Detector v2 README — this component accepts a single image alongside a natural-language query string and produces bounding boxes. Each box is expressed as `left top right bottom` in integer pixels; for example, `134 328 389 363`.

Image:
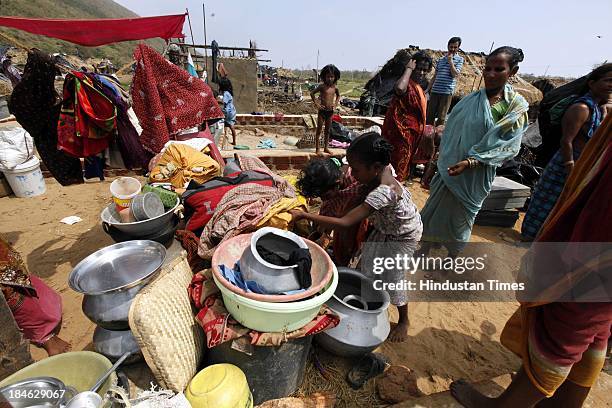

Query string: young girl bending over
297 157 369 266
291 132 422 342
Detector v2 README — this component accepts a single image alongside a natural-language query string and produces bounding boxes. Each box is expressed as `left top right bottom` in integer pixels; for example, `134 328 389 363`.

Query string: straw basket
129 252 204 392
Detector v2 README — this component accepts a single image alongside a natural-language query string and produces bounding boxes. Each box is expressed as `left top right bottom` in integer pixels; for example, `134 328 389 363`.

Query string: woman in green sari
420 47 529 255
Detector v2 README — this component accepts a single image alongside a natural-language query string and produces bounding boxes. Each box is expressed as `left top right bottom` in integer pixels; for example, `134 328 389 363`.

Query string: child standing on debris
218 78 237 145
311 64 341 155
291 133 422 342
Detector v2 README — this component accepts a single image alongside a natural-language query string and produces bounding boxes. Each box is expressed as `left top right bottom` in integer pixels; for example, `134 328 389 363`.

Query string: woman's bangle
563 160 574 166
466 157 479 168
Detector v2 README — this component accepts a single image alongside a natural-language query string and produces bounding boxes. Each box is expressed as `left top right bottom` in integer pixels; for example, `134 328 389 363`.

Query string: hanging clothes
211 40 220 83
131 43 224 154
0 55 21 87
8 50 83 186
57 71 117 158
91 74 151 169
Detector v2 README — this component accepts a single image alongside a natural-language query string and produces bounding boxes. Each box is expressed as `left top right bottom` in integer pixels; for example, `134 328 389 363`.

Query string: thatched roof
366 47 543 106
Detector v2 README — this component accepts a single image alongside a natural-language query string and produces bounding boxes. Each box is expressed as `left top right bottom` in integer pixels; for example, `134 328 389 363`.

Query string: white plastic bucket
110 177 141 211
2 156 46 198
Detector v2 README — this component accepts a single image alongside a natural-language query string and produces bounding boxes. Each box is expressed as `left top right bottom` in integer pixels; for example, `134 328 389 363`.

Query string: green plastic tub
0 351 117 406
212 265 338 332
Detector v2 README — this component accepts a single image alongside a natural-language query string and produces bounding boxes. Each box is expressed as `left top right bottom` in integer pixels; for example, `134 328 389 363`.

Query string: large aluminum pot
93 326 142 364
316 267 390 356
69 241 166 330
239 227 309 293
100 197 181 237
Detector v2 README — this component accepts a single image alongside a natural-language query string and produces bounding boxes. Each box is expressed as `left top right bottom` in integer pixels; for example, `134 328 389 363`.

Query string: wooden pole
170 42 268 52
203 3 208 80
185 9 197 70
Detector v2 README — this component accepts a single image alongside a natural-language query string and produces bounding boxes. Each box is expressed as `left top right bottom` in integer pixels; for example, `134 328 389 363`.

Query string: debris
256 392 336 408
283 136 300 146
257 138 277 149
60 216 82 225
376 365 424 403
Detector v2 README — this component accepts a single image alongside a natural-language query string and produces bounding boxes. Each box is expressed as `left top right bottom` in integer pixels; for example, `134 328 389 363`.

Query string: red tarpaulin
0 14 186 46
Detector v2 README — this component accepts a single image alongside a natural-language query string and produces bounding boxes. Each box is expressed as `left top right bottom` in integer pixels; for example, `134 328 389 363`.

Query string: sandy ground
1 176 610 406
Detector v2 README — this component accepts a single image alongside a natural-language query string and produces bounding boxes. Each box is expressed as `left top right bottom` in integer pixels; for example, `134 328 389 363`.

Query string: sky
116 0 611 78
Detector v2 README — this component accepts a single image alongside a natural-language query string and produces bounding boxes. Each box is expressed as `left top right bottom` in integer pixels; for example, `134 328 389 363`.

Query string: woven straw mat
128 251 204 392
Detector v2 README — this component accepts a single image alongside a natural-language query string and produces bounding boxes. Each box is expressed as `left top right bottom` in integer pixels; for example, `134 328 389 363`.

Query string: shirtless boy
311 64 341 154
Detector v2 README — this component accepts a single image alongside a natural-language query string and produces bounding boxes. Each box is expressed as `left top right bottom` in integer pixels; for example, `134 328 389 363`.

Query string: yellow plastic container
185 364 252 408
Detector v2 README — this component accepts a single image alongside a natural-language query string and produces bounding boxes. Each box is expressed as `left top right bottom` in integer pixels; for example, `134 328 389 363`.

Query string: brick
290 156 308 164
274 157 291 165
292 162 308 170
275 163 290 170
259 157 274 166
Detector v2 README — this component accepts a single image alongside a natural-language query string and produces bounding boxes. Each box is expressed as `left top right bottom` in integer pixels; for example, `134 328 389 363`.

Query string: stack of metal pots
69 241 166 363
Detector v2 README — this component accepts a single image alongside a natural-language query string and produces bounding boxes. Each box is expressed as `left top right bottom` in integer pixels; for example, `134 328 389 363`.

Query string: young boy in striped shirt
426 37 464 126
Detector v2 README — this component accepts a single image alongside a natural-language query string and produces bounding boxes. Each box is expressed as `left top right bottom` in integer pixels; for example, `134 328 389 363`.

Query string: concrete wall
201 57 258 114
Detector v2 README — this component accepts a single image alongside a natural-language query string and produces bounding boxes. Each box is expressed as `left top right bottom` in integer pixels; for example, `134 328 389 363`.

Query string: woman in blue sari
522 64 612 241
420 47 529 255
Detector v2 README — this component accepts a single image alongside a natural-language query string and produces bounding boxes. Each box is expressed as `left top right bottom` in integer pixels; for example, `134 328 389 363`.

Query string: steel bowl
0 377 75 408
101 197 180 237
93 327 143 365
130 192 164 221
69 241 166 329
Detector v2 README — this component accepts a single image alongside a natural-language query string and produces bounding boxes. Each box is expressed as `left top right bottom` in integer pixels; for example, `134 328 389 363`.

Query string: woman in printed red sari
451 114 612 408
1 236 70 356
381 51 432 181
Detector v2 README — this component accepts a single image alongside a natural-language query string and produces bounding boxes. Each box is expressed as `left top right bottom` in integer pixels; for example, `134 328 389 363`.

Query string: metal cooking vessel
0 377 75 408
239 227 309 293
100 197 180 237
69 241 166 329
93 326 142 365
316 267 390 356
